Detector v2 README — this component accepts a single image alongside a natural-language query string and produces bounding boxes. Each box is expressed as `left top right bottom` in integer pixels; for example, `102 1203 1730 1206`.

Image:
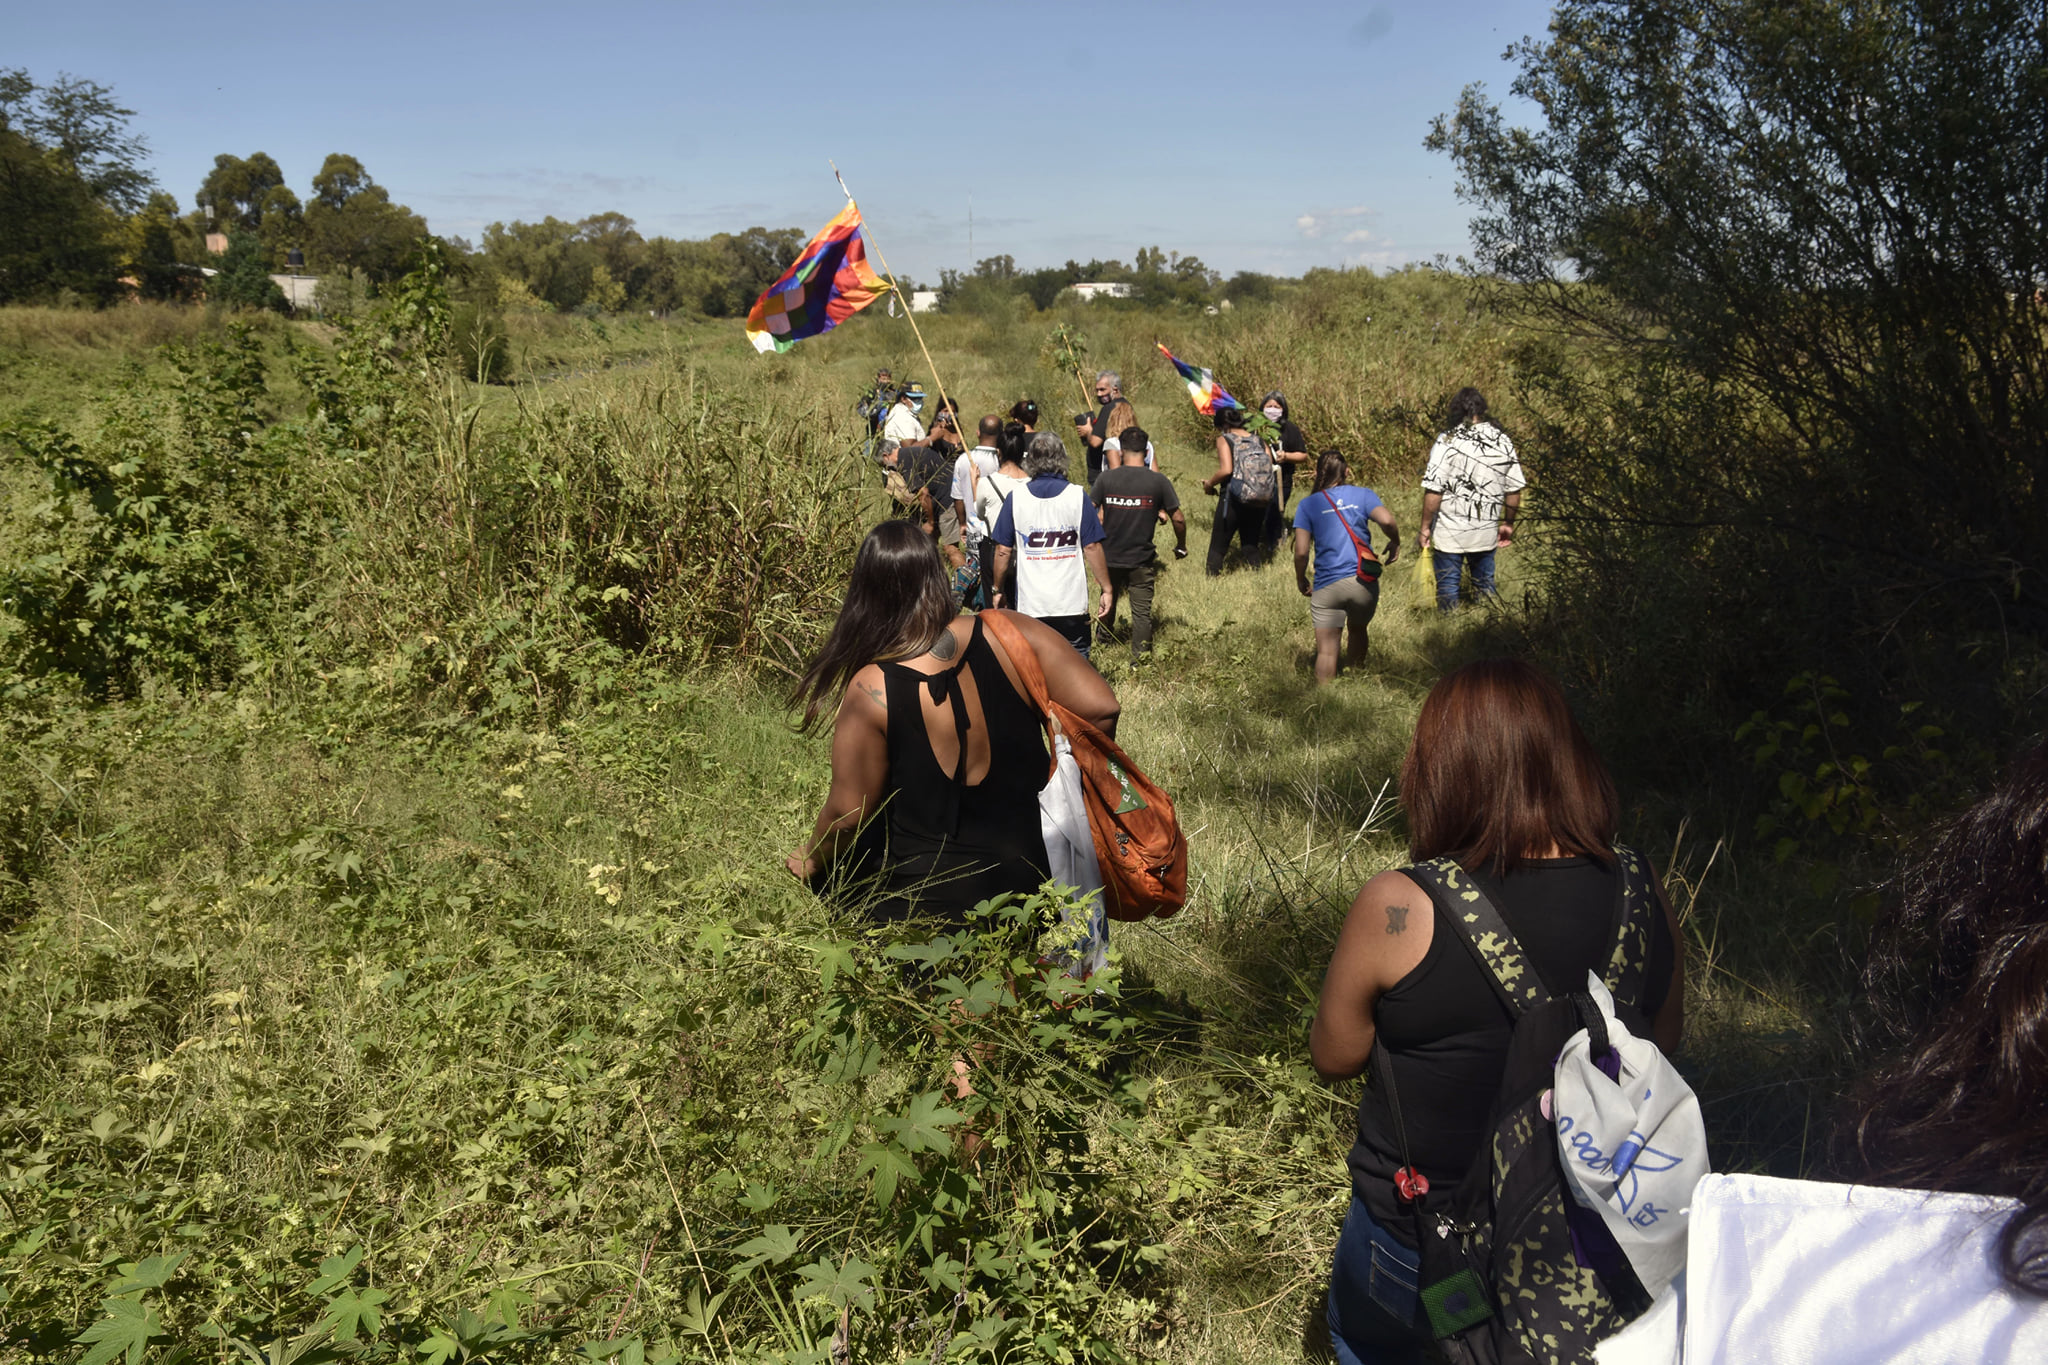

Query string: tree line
2 67 1285 321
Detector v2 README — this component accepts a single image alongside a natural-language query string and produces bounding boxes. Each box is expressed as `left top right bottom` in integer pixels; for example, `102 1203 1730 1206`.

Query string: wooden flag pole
832 163 964 444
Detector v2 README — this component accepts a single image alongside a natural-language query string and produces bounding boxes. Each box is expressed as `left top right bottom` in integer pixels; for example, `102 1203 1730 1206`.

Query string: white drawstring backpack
1552 972 1711 1300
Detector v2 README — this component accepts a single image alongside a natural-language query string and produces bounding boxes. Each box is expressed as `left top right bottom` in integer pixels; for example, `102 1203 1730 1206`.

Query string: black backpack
1373 850 1663 1365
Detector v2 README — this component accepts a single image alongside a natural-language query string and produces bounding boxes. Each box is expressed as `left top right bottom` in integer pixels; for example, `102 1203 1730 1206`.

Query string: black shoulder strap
1402 858 1551 1017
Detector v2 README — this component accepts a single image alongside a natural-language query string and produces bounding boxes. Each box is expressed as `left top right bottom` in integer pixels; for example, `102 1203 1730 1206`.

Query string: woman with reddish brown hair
1309 658 1684 1364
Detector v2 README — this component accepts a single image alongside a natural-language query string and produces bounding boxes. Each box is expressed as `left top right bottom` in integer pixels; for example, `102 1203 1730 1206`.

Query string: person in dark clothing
786 520 1121 928
1258 390 1310 554
1308 659 1685 1364
1089 426 1186 660
1073 370 1135 486
1201 406 1275 573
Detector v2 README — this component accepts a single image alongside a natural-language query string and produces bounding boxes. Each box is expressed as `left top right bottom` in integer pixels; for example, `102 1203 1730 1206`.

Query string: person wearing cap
883 384 928 445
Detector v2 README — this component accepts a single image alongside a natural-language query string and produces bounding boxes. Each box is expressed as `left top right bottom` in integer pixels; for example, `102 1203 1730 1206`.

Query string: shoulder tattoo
858 680 887 710
1385 903 1410 935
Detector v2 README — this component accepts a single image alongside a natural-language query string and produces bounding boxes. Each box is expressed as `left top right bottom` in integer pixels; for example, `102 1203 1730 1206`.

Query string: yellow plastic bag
1410 545 1435 610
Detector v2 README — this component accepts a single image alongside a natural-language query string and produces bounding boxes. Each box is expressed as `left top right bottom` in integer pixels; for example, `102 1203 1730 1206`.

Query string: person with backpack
1201 406 1276 574
1310 658 1685 1365
1293 450 1400 684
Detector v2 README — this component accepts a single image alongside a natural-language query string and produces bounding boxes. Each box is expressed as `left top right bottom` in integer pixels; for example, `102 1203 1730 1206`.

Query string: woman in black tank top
1307 660 1686 1363
787 521 1121 928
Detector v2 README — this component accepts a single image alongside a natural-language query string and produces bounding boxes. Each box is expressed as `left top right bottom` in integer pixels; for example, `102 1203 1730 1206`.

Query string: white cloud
1297 205 1379 240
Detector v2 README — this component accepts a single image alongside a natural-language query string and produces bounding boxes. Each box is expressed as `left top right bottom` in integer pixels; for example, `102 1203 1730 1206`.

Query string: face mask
1263 407 1283 421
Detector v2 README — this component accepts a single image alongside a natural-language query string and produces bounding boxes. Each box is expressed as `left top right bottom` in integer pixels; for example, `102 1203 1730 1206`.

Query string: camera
1074 413 1090 426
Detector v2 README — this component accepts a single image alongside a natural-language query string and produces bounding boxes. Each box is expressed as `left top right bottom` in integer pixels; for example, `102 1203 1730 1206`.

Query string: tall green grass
1 275 1861 1363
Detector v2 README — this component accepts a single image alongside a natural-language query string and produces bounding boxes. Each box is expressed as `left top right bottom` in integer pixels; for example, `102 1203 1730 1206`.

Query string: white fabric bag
1594 1173 2048 1365
1552 972 1710 1299
1036 732 1108 976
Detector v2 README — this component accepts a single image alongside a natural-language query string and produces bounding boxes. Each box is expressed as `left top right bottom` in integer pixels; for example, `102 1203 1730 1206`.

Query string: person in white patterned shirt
1419 387 1525 612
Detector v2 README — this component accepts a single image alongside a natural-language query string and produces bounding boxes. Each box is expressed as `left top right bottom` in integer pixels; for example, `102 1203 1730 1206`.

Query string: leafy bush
0 324 282 694
210 231 287 314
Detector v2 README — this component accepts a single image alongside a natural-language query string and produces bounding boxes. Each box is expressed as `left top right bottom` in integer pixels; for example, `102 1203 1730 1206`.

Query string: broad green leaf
418 1331 460 1365
677 1285 729 1339
324 1286 387 1342
792 1255 875 1311
854 1141 919 1207
881 1091 962 1154
809 937 856 990
731 1223 801 1277
305 1246 364 1297
6 1223 50 1259
74 1298 163 1365
106 1252 186 1297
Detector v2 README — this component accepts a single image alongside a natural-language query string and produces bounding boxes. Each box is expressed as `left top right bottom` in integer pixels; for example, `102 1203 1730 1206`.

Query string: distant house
1066 282 1131 302
910 289 940 313
271 275 320 311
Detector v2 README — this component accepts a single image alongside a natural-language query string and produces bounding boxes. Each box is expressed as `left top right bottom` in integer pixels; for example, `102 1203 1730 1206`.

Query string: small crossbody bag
1322 490 1383 580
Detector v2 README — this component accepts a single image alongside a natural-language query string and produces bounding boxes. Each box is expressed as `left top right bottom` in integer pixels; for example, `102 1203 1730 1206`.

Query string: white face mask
1263 406 1283 421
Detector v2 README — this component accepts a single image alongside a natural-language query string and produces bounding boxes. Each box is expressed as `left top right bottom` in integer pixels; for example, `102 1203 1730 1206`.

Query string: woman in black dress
786 519 1119 924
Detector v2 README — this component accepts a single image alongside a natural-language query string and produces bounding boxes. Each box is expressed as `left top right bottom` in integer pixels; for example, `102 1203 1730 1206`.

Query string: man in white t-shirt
1420 386 1525 612
991 433 1113 660
881 384 927 445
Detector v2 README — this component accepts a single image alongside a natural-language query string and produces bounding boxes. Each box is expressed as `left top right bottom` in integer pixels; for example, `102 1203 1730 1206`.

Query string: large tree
197 152 285 233
2 68 154 214
1426 0 2048 754
0 70 138 301
302 153 426 282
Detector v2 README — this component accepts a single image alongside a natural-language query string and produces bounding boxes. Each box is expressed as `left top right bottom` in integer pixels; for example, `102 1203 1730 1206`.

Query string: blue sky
10 0 1556 282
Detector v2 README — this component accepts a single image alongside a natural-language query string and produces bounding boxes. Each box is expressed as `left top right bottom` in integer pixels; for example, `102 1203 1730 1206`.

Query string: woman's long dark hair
1401 658 1618 871
1009 398 1040 427
1846 740 2048 1296
790 521 954 732
1311 449 1348 494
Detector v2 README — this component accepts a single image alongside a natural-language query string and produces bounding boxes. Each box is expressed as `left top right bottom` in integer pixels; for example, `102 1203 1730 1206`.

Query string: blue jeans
1327 1196 1429 1365
1432 547 1497 612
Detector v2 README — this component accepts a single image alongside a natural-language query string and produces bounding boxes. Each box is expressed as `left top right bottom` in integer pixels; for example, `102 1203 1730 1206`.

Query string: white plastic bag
1036 732 1108 976
1552 972 1709 1299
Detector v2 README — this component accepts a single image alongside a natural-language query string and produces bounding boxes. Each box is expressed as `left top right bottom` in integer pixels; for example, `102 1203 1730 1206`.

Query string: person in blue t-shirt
1292 450 1401 684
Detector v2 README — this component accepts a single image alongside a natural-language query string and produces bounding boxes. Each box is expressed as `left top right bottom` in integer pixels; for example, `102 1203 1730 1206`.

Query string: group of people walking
802 368 2046 1365
866 369 1529 680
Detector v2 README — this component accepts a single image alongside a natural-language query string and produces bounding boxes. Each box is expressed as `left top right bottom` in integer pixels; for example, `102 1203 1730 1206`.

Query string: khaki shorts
938 503 963 546
1310 577 1380 630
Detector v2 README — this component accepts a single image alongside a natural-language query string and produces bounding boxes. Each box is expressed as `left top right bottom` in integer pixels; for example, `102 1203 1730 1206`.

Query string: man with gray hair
991 434 1113 660
1074 369 1135 487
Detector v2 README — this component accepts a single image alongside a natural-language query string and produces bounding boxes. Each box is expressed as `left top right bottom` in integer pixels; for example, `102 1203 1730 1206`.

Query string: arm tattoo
1385 904 1410 935
929 630 959 662
859 682 886 710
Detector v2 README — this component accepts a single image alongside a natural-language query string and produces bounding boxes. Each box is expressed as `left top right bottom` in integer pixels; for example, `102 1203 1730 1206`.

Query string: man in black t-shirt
1089 427 1186 659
